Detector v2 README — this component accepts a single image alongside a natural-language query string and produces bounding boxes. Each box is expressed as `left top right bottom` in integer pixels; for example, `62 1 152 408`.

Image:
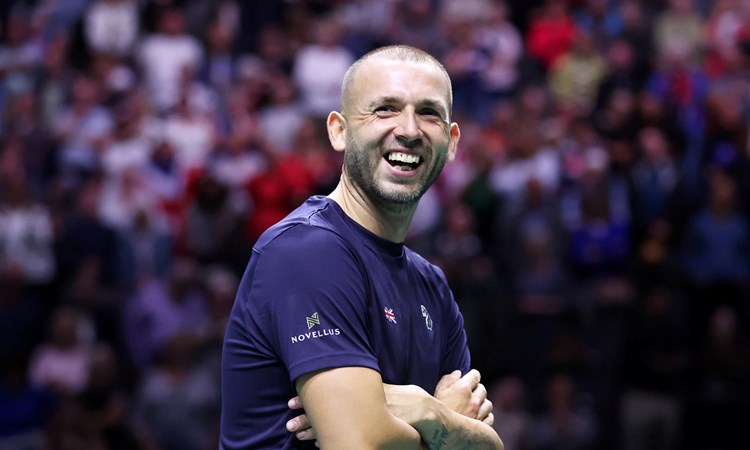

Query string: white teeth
387 152 421 164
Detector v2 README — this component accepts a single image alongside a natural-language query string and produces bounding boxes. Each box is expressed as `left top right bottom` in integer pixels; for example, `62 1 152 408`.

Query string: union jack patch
383 307 397 324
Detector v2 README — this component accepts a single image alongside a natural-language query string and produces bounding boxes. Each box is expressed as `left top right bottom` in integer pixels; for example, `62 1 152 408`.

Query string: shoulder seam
254 203 351 255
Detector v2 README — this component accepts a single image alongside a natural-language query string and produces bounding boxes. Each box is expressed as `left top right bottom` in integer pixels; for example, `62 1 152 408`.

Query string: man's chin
372 184 424 208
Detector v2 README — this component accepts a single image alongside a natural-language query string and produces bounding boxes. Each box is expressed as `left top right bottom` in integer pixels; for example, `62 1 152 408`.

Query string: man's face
340 59 459 210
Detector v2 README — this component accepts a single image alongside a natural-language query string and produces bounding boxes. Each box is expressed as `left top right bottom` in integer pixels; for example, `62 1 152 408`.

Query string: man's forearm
416 402 503 450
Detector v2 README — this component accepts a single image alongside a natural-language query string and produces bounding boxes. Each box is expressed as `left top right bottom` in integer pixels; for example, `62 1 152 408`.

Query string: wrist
412 396 448 437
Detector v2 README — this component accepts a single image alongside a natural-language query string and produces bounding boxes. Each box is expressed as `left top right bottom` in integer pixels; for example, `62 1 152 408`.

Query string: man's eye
421 109 440 117
375 105 397 114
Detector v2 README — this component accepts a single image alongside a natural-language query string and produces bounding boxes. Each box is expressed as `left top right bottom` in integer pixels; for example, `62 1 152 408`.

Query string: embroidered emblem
306 312 320 329
384 307 397 324
421 304 433 331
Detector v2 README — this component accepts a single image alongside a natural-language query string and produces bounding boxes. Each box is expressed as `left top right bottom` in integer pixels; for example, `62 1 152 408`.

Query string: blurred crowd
0 0 749 449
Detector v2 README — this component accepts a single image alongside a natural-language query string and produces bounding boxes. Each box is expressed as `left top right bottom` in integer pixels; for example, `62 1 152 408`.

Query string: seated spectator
630 127 680 239
292 15 353 118
388 0 447 57
28 306 93 396
594 38 640 114
52 75 113 188
703 0 746 78
257 75 306 156
245 118 330 243
442 19 489 122
139 140 190 237
647 44 709 136
680 169 750 339
529 374 597 450
549 30 608 118
2 93 57 200
62 258 127 353
131 333 220 450
199 16 237 95
123 257 207 369
208 138 267 211
99 95 153 182
162 76 219 172
621 286 688 450
0 15 42 108
690 306 750 449
653 0 704 66
618 0 654 85
55 180 119 286
84 0 139 57
573 0 624 44
136 5 203 113
77 342 140 450
680 169 750 285
475 1 523 114
489 377 531 450
526 0 578 71
0 176 56 285
563 151 631 280
183 174 246 268
490 125 561 220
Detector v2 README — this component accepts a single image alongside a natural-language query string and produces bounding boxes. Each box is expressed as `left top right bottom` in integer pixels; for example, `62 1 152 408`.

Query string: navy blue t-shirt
220 196 471 449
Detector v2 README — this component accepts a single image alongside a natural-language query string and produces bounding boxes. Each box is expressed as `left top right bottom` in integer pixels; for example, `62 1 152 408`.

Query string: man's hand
286 396 316 441
434 369 494 426
287 369 494 441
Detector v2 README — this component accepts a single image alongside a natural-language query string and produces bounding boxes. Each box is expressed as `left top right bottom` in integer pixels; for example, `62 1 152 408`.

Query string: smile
385 151 422 172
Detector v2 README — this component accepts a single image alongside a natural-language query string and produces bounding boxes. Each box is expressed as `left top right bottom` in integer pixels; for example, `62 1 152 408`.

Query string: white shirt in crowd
293 44 353 117
137 33 203 112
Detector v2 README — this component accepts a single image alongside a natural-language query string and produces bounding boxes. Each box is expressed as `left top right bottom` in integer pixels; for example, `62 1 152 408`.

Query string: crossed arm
286 367 503 450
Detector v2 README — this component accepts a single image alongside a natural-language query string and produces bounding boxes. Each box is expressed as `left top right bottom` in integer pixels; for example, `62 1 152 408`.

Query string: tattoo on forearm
426 426 449 450
425 426 498 450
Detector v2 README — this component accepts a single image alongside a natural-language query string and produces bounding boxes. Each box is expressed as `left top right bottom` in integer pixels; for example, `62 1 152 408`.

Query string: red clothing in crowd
526 13 578 70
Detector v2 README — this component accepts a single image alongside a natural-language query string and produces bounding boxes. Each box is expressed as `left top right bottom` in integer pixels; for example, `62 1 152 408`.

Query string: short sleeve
250 225 379 381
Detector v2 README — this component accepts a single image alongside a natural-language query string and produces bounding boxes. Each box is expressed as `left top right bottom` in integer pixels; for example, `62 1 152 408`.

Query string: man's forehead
356 57 444 82
351 58 450 104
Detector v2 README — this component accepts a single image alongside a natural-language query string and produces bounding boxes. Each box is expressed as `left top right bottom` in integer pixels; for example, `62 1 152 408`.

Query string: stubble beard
343 133 446 214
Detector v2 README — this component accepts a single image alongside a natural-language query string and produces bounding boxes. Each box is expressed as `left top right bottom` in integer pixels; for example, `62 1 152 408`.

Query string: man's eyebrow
418 99 448 116
368 96 401 108
368 97 448 115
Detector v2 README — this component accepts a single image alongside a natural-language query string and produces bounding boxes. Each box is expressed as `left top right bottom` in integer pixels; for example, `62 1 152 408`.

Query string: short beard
343 133 446 214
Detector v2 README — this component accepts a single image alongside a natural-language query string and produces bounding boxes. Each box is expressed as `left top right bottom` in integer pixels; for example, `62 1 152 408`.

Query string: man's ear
327 112 347 152
446 122 460 162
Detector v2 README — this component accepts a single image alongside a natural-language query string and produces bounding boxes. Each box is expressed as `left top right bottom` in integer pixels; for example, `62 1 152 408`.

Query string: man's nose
394 109 422 146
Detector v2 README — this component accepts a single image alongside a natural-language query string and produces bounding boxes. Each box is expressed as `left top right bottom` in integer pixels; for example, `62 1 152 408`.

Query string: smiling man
220 45 503 450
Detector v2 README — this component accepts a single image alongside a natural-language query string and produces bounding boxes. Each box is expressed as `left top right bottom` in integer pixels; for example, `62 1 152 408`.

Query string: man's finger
476 398 493 421
461 369 481 390
295 429 316 441
482 412 495 426
288 396 303 410
286 413 312 432
435 370 462 393
473 383 488 402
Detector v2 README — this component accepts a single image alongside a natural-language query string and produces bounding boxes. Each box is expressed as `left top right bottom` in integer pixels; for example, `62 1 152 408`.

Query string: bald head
341 45 453 117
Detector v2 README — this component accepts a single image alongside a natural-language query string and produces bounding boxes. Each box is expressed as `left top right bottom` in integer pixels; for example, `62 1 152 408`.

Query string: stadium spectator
136 5 203 113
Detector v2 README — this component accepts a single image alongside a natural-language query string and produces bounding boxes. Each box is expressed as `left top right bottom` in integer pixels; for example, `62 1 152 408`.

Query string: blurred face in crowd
160 9 186 36
607 39 635 72
669 0 693 14
72 76 98 105
51 308 80 350
329 57 459 211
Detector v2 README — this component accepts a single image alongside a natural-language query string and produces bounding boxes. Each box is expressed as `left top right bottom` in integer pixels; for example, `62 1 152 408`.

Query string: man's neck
328 178 415 243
